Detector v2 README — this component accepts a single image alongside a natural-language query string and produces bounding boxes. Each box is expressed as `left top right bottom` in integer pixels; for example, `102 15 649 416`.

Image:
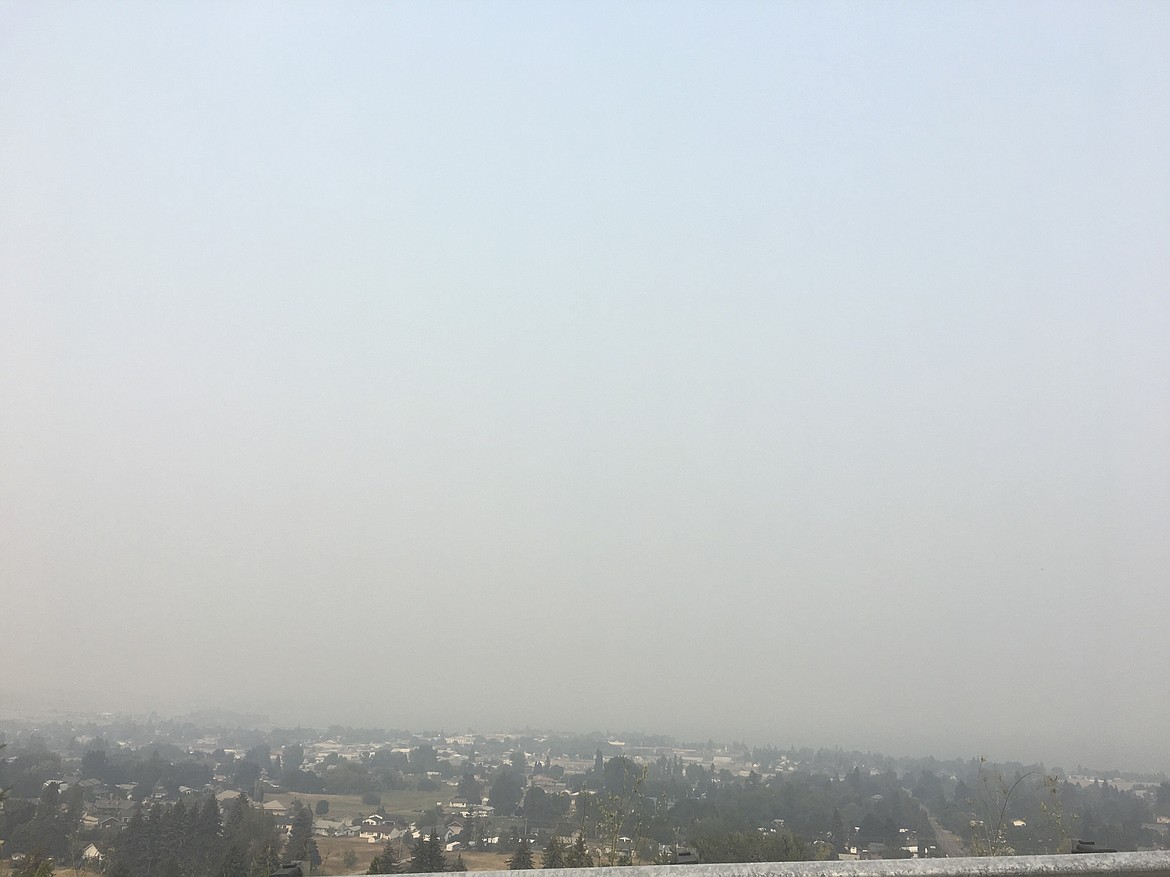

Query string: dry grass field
314 836 512 874
16 850 515 877
273 788 447 822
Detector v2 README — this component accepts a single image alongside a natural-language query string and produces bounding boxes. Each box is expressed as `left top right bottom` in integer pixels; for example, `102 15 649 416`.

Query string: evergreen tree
15 855 55 877
408 833 446 873
112 808 149 877
427 833 447 873
457 770 483 805
249 839 280 877
219 844 249 877
564 836 593 868
367 842 398 874
508 838 534 870
451 855 467 872
144 805 166 877
540 838 565 869
286 806 314 863
159 800 190 874
223 795 248 839
193 797 225 877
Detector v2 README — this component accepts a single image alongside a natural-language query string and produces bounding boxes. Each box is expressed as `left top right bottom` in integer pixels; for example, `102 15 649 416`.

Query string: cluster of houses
12 731 970 867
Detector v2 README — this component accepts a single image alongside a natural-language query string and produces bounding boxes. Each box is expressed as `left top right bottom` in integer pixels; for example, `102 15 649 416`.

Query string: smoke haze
2 3 1168 773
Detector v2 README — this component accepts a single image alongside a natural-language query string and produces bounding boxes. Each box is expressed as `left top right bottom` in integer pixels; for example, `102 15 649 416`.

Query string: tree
81 750 114 783
490 771 525 816
451 855 467 872
828 807 847 850
367 841 398 874
219 843 249 877
540 838 565 868
250 838 281 877
234 761 262 792
286 806 314 863
408 833 445 873
508 837 534 870
602 758 640 798
342 850 359 872
315 800 330 817
408 746 439 774
284 745 305 772
467 816 492 851
15 855 55 877
693 830 809 863
192 796 225 876
458 771 483 805
564 836 593 868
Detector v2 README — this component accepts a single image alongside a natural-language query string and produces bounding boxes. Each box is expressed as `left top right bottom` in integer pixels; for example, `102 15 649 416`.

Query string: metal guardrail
380 852 1170 877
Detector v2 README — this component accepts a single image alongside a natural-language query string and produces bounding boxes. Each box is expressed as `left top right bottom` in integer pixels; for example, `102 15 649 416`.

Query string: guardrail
383 851 1170 877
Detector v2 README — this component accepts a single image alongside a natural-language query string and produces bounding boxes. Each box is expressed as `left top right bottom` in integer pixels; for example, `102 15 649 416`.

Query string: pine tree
194 796 225 876
249 839 280 877
508 838 534 870
408 837 427 874
219 844 249 877
426 833 447 873
540 838 565 869
564 836 593 868
367 842 398 874
144 805 166 877
114 808 149 877
286 806 314 863
408 834 446 873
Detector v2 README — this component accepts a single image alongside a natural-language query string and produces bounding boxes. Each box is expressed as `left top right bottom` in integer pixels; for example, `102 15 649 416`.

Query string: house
314 819 360 838
360 825 405 844
82 844 106 865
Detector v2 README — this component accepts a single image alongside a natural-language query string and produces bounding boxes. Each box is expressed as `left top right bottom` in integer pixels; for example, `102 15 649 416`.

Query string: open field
315 835 380 874
27 845 513 877
267 788 449 822
314 837 511 874
447 850 512 871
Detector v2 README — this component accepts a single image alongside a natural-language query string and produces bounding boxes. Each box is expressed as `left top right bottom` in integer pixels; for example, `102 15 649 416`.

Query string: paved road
927 812 967 857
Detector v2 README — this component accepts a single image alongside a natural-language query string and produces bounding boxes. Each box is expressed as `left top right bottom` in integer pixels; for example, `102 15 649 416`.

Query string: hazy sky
2 2 1168 772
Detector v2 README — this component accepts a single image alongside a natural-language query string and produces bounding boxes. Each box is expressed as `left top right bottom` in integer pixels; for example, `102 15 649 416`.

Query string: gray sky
2 2 1168 772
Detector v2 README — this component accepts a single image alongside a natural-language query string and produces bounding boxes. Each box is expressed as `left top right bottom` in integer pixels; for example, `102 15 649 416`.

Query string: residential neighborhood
2 714 1167 877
